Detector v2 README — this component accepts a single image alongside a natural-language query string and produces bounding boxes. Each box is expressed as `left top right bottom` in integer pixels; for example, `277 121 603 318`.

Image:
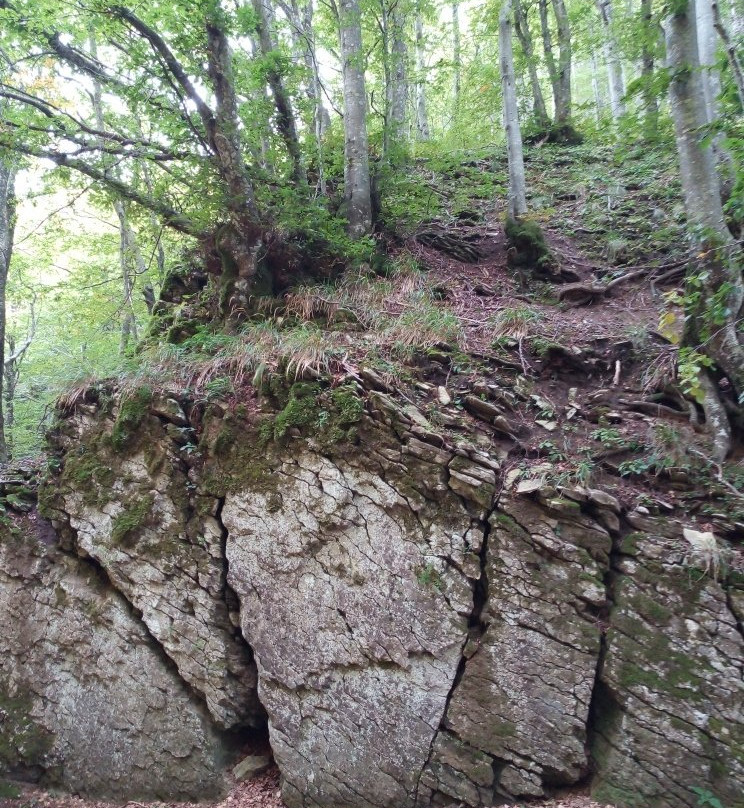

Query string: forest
0 0 741 467
1 2 744 807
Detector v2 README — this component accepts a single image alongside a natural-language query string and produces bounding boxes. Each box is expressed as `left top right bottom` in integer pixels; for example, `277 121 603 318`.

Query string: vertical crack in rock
0 520 234 800
722 572 744 644
584 524 624 790
413 496 496 807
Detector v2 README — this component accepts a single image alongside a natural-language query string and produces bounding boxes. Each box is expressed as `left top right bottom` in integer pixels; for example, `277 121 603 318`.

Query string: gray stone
0 524 228 801
233 754 272 781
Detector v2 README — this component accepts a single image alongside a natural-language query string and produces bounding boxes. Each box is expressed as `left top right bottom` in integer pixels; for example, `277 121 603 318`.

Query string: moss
505 216 554 271
620 532 644 556
50 435 116 509
0 781 21 799
0 682 54 771
111 385 154 452
274 383 322 440
213 424 236 457
111 495 154 547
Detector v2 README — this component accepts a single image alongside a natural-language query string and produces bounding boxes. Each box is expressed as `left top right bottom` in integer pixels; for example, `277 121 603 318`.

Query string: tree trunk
204 15 264 289
0 160 15 463
552 0 573 124
513 0 551 129
695 0 722 124
596 0 626 120
500 0 528 219
387 3 409 157
663 0 744 458
591 48 606 120
640 0 659 140
284 0 331 193
538 0 560 121
712 0 744 106
452 1 462 119
251 0 306 187
113 199 142 353
414 2 430 140
339 0 372 237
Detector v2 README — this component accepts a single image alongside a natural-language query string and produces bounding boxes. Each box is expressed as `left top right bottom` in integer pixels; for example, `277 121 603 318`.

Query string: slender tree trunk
538 0 560 121
90 36 140 349
286 0 331 194
387 3 409 157
252 0 306 187
513 0 551 129
552 0 573 124
712 0 744 106
591 49 606 120
596 0 626 120
663 0 744 458
500 0 528 219
339 0 372 237
696 0 722 123
640 0 659 139
0 160 15 463
113 199 143 353
414 2 430 140
452 1 462 119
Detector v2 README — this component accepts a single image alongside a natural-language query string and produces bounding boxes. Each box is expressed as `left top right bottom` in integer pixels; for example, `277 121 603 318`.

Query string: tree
663 0 744 459
414 0 430 139
538 0 573 129
500 0 527 219
0 157 15 462
595 0 626 121
0 0 288 302
337 0 373 237
513 0 551 131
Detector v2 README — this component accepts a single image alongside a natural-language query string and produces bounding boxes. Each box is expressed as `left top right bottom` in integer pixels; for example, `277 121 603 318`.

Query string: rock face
3 383 741 808
223 451 475 808
0 520 229 800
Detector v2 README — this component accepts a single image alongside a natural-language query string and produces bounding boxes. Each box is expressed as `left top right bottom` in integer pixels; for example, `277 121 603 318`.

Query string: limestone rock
223 452 479 808
0 521 228 800
53 413 261 730
424 498 611 802
233 754 272 781
591 533 744 808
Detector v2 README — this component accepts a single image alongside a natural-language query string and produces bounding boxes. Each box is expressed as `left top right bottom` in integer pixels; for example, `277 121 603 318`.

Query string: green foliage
0 781 21 799
677 347 715 405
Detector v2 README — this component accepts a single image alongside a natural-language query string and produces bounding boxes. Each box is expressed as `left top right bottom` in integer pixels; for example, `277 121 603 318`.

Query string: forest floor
5 770 613 808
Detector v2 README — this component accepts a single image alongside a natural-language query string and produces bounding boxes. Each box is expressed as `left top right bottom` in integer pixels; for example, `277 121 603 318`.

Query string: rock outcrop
1 381 741 807
0 518 229 800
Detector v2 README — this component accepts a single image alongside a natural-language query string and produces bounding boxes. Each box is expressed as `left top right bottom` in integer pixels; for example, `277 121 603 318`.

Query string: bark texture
663 0 744 455
499 0 528 219
339 0 373 237
0 161 14 462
